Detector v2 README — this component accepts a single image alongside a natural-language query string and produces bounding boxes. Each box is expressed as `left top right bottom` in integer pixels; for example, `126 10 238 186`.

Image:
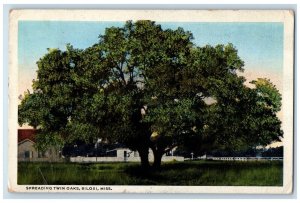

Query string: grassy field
18 160 283 186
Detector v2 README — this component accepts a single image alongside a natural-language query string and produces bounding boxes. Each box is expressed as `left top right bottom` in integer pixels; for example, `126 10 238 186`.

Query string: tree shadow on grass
123 160 283 186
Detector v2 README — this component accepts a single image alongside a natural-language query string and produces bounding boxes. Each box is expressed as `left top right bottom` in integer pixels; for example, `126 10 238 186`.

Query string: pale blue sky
18 21 283 94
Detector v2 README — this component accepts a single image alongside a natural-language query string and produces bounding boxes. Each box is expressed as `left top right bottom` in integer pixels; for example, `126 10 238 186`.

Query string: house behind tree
18 129 61 162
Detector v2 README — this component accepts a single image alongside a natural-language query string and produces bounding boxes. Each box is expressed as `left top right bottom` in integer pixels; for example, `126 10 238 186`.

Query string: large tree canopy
18 20 283 168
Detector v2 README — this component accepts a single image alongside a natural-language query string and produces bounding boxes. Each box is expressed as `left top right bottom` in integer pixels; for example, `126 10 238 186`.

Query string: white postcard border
8 9 294 194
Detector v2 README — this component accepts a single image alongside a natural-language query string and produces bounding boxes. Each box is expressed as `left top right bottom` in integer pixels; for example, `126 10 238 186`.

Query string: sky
18 21 284 96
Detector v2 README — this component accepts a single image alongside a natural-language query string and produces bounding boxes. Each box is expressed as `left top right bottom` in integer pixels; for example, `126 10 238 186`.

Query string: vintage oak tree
18 21 283 168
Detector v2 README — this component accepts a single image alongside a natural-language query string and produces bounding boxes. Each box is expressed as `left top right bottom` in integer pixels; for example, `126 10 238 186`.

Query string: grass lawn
18 160 283 186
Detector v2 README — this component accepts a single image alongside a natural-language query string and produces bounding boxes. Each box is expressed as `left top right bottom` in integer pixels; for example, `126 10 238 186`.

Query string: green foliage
18 20 283 165
18 91 48 129
204 79 283 150
250 78 282 112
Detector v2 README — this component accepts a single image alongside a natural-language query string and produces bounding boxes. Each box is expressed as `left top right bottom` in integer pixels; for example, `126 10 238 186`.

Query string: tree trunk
152 149 163 169
137 148 150 169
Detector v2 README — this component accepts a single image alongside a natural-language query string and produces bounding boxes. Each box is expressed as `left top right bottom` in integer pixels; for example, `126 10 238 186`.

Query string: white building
70 148 184 163
18 129 61 162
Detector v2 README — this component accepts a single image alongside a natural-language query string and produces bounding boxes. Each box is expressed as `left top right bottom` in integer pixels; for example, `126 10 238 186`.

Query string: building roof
18 129 36 143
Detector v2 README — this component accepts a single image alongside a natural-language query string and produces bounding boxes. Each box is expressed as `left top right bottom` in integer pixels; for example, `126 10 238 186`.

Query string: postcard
8 10 294 193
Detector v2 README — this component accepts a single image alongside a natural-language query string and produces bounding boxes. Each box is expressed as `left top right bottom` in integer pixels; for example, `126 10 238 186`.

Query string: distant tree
262 146 283 157
18 20 283 169
246 78 283 146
